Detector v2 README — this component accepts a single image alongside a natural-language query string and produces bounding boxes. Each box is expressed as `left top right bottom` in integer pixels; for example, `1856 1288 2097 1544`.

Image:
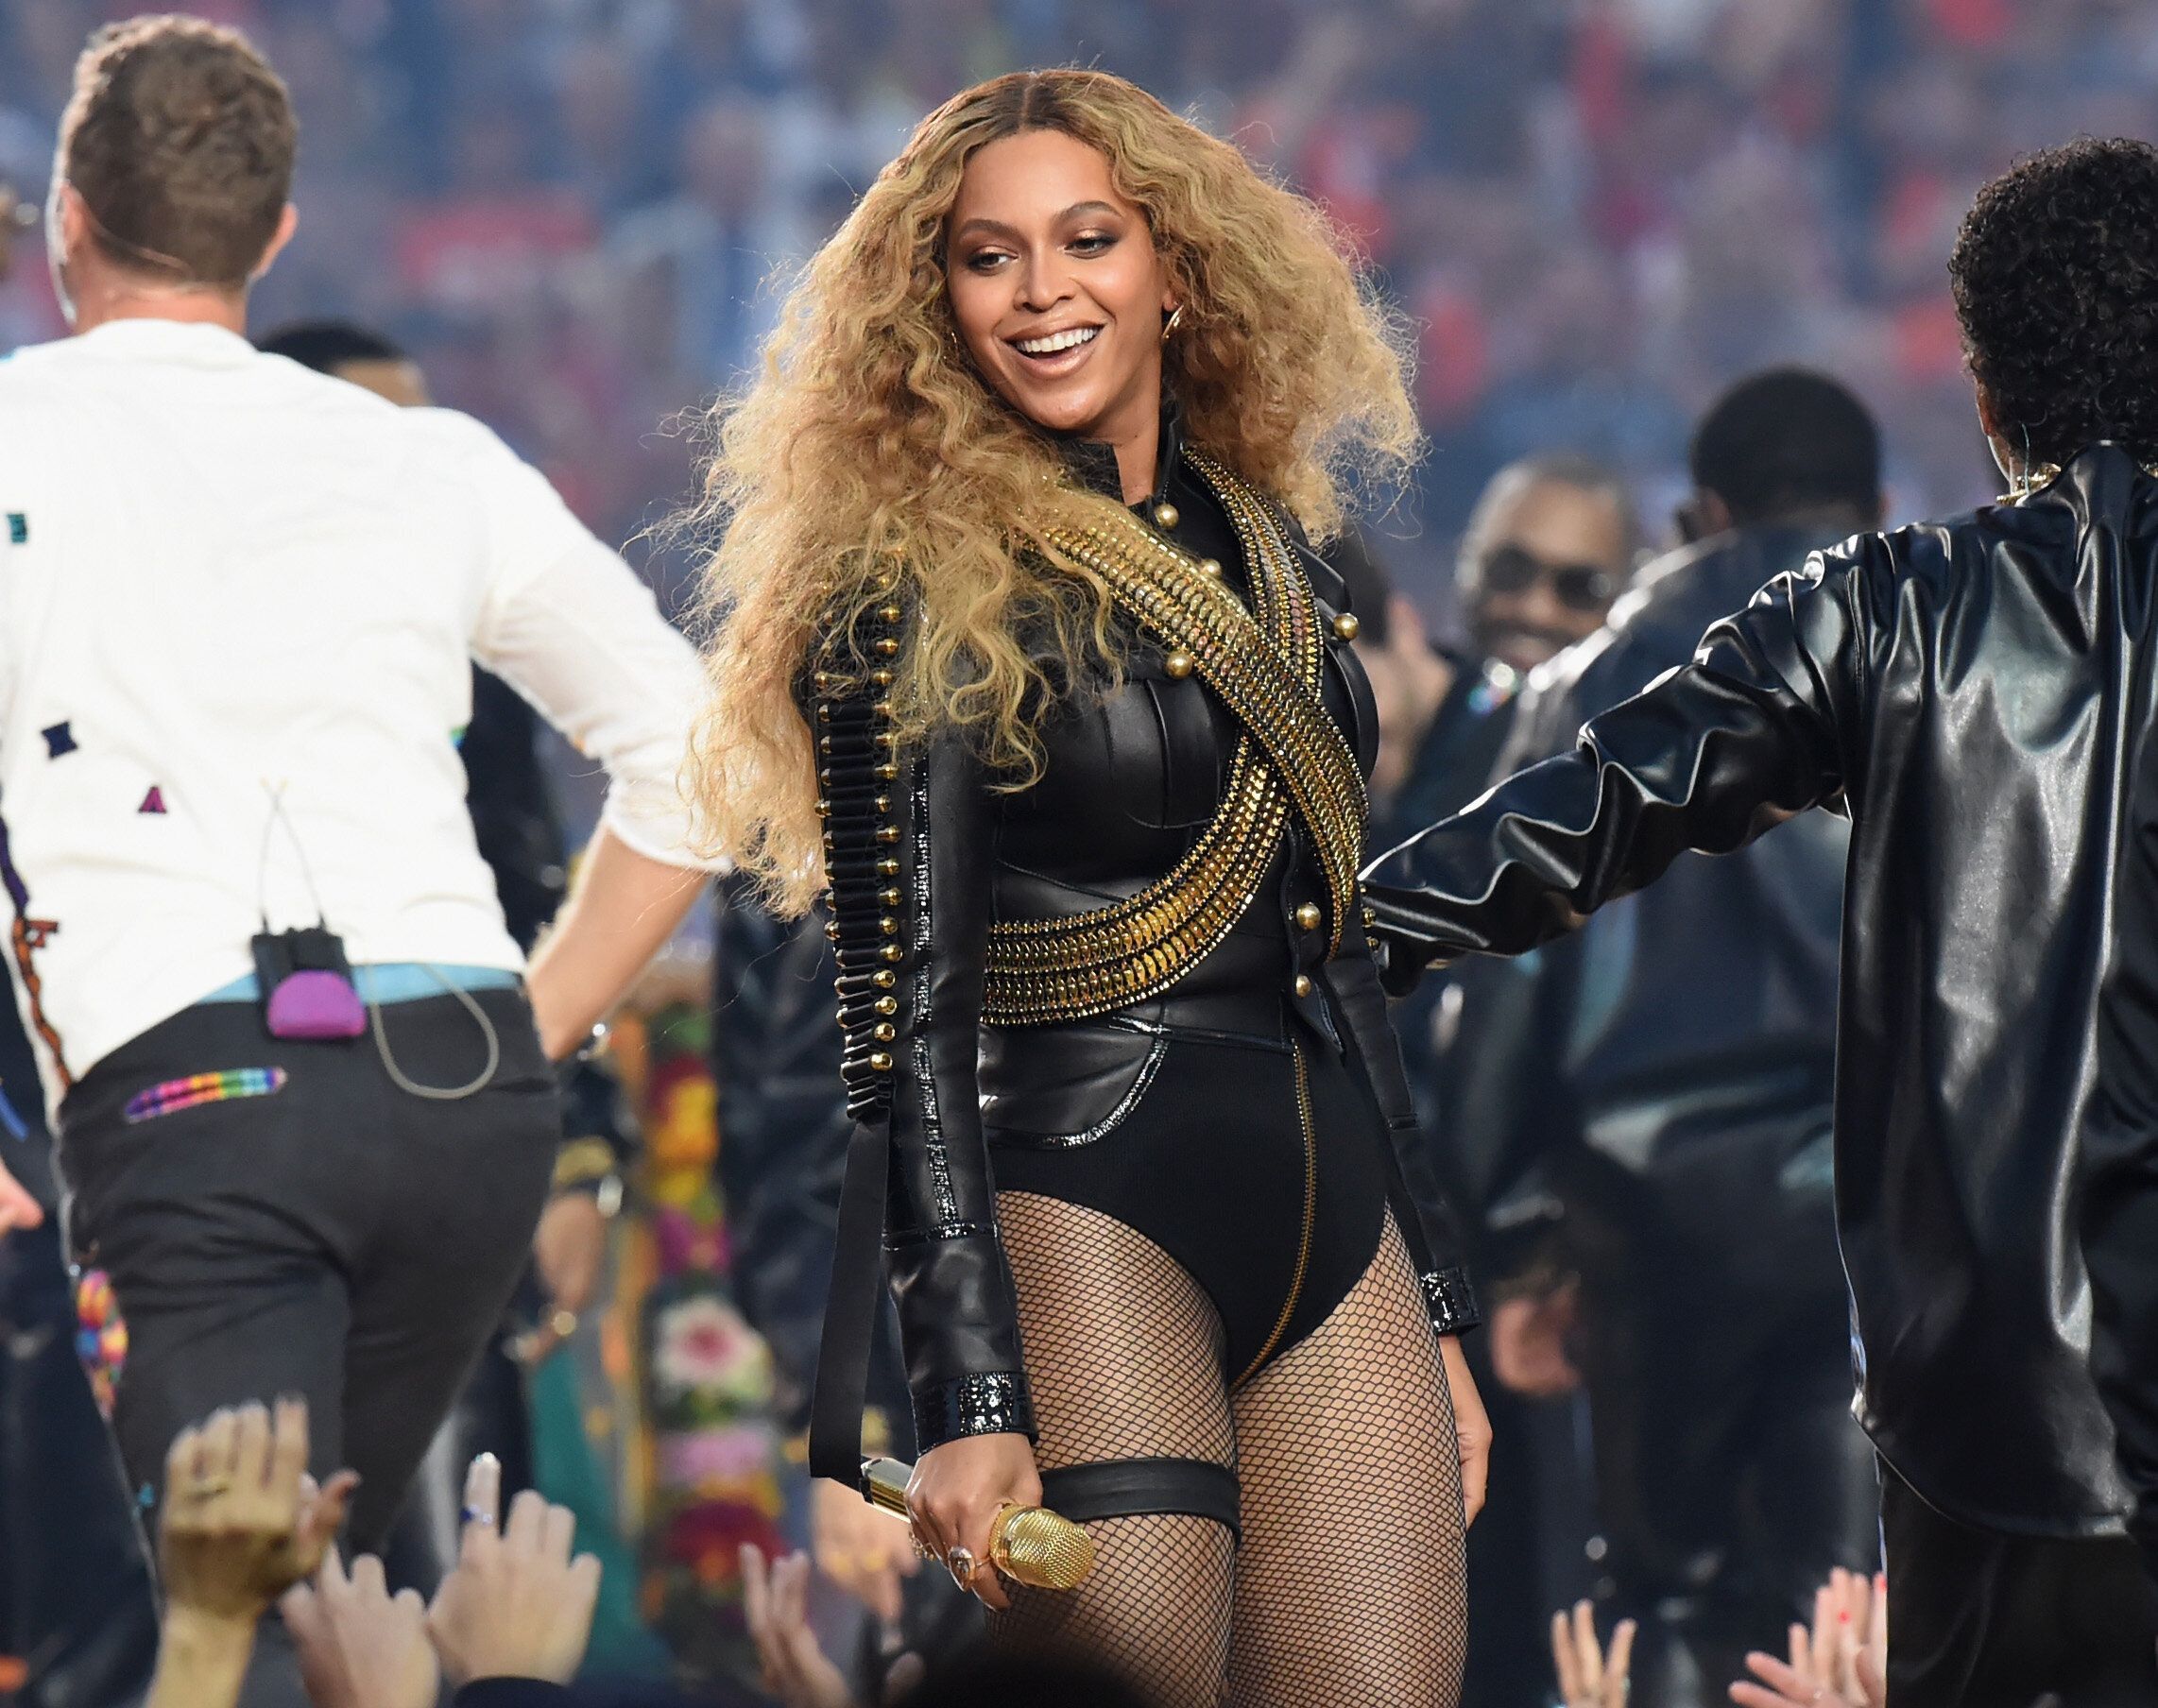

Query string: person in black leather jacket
1432 369 1884 1708
1366 138 2158 1707
688 69 1485 1708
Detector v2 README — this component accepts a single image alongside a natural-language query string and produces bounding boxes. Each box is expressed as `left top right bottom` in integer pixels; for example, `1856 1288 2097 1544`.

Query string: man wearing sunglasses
1370 455 1638 848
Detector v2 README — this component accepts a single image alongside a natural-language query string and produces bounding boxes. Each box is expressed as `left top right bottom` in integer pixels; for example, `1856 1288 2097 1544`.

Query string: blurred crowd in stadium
6 0 2156 609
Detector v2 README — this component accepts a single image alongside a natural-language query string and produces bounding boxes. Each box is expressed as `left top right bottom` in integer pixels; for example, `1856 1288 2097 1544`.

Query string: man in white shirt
0 12 716 1580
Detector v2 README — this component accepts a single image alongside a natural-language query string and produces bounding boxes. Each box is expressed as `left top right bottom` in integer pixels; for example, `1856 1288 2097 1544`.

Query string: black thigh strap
1039 1457 1242 1544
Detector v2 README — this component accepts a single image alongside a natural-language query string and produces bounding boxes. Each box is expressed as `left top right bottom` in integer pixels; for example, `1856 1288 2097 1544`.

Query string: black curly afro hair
1949 137 2158 469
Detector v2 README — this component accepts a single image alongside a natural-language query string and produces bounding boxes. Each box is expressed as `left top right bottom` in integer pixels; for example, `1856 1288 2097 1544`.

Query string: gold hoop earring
1161 304 1185 344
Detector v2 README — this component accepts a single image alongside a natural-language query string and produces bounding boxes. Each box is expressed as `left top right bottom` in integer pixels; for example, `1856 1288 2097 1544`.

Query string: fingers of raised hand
1743 1649 1834 1706
1603 1618 1637 1705
539 1498 577 1564
1551 1609 1584 1702
503 1488 549 1554
268 1397 310 1505
460 1452 503 1545
1573 1599 1605 1691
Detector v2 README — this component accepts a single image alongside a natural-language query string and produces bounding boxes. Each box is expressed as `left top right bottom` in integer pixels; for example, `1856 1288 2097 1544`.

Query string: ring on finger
946 1546 977 1591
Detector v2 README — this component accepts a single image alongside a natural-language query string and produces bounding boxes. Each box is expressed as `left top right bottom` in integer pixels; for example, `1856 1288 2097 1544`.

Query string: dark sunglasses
1477 543 1618 613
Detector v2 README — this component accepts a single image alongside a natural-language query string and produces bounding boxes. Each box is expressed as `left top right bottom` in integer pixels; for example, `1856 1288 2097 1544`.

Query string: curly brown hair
1949 137 2158 470
687 69 1420 914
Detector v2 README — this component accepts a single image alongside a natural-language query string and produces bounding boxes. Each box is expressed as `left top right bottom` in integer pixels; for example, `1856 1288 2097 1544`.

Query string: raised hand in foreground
743 1545 860 1708
1730 1566 1887 1708
428 1452 602 1687
283 1550 440 1708
1551 1599 1636 1708
149 1398 358 1708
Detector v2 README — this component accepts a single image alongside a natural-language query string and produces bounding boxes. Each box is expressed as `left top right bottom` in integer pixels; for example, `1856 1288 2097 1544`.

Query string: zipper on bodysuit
1233 1041 1320 1387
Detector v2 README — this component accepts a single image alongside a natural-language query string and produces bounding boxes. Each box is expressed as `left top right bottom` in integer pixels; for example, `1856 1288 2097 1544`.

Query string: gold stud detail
873 1022 897 1043
876 761 899 781
813 671 835 692
819 736 833 755
880 887 900 907
815 799 831 817
877 858 899 878
1293 973 1313 998
1163 649 1194 679
1198 557 1222 577
1294 902 1322 931
868 1050 894 1072
816 704 831 722
874 638 899 657
876 825 899 844
824 920 841 942
879 604 902 623
874 794 891 813
872 669 895 688
873 968 897 989
1332 612 1361 641
881 943 905 963
1153 502 1180 530
881 916 899 936
875 996 899 1016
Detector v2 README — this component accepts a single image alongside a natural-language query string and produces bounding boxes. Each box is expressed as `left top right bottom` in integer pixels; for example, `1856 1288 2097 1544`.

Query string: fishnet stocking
1227 1212 1467 1707
988 1190 1236 1708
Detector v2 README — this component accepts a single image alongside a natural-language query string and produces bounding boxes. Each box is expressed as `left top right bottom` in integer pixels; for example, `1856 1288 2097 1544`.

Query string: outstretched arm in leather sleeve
1359 546 1874 986
2082 725 2158 1582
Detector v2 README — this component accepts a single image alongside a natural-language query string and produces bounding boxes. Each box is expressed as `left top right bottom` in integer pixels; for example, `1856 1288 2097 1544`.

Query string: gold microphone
859 1456 1097 1590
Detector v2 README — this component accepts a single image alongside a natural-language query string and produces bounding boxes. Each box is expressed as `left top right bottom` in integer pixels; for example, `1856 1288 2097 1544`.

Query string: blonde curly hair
687 68 1419 914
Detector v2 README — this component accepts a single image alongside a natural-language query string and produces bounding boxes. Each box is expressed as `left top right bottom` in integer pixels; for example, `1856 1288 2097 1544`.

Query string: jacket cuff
1422 1265 1481 1336
912 1371 1036 1452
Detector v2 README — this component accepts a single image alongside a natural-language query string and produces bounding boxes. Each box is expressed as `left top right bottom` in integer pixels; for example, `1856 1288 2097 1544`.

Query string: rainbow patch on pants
122 1067 287 1124
75 1269 127 1419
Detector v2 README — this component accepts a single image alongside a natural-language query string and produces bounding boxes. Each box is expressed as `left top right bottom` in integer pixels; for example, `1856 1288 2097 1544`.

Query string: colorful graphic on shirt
0 800 70 1088
138 785 166 815
74 1269 127 1420
41 722 75 759
5 514 24 545
122 1067 288 1125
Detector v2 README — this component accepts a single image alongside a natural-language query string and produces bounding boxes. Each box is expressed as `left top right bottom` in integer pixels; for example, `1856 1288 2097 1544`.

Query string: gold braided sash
981 455 1367 1027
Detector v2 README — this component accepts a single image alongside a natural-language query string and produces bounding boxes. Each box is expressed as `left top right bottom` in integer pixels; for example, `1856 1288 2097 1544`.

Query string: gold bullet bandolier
980 453 1369 1026
809 454 1370 1102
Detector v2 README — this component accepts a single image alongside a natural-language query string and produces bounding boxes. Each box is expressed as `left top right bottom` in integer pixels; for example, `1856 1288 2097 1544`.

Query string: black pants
57 990 559 1553
1881 1466 2158 1708
1572 1158 1880 1708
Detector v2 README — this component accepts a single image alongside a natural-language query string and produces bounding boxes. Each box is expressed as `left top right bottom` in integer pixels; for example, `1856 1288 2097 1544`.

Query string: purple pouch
253 927 368 1041
264 968 367 1040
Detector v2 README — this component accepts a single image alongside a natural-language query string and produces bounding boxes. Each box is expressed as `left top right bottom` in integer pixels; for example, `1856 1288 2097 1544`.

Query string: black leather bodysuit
806 413 1479 1490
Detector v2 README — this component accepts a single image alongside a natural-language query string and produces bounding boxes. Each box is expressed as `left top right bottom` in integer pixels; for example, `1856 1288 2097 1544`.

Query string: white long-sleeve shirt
0 317 714 1110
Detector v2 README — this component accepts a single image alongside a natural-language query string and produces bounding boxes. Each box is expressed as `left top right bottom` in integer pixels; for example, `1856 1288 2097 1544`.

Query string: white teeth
1015 326 1100 355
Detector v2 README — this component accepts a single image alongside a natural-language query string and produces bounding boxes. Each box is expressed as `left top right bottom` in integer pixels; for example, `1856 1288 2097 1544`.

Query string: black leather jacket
815 418 1476 1460
1366 446 2158 1536
1431 524 1848 1221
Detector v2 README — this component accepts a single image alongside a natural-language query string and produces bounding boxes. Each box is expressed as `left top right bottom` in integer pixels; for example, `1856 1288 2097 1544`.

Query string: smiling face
945 128 1176 454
